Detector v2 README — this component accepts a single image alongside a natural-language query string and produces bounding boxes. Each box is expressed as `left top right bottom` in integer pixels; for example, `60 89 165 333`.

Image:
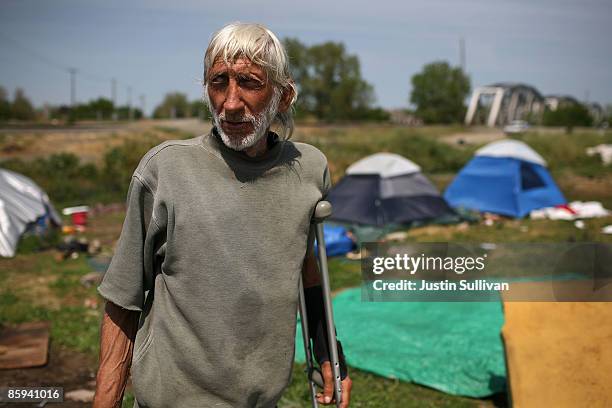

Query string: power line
0 31 144 112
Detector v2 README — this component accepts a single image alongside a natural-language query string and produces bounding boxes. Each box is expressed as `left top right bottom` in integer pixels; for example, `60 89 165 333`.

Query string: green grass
513 130 612 178
280 364 481 408
293 126 472 182
3 125 611 407
153 126 195 139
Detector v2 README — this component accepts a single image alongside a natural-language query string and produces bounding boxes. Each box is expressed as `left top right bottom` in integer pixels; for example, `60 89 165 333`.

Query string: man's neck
243 131 270 158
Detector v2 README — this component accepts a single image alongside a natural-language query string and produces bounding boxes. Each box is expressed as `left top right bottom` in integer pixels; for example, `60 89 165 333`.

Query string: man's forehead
209 56 265 74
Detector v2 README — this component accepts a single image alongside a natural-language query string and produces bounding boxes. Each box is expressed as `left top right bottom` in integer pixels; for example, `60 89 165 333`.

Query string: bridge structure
465 83 546 127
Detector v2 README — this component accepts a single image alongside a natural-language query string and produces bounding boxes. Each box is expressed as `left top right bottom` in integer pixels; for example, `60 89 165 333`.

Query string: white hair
203 22 297 141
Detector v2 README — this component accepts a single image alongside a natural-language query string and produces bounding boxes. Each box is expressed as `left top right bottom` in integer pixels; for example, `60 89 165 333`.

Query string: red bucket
71 211 88 226
62 206 90 226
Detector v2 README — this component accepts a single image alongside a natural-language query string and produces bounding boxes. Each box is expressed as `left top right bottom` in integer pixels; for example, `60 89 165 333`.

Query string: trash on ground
80 272 103 287
586 144 612 165
62 206 90 226
57 236 89 259
530 201 610 220
65 389 95 402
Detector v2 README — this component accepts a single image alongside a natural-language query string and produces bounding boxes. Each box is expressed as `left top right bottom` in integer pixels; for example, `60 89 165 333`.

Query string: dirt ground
440 127 505 146
0 119 211 165
0 344 98 407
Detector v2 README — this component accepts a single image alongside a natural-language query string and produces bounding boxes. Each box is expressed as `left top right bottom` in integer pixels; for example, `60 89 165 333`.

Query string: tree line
0 86 142 122
2 39 609 126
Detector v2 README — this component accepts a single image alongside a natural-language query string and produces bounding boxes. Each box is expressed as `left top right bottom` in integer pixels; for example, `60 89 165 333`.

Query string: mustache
217 111 256 124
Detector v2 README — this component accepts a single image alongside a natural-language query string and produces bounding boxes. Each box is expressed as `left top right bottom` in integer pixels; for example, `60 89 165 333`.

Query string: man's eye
238 77 263 89
210 75 228 85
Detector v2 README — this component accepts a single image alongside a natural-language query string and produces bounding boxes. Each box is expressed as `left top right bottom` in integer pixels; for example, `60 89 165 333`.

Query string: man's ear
277 85 295 113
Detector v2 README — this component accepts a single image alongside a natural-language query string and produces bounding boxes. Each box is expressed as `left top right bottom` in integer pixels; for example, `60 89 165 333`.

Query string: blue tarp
314 224 354 257
444 156 566 218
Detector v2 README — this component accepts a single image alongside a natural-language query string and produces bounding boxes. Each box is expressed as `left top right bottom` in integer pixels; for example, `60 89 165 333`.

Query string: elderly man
93 22 352 408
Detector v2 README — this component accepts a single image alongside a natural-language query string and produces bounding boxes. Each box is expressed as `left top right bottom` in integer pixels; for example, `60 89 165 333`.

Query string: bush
1 134 167 208
542 104 593 131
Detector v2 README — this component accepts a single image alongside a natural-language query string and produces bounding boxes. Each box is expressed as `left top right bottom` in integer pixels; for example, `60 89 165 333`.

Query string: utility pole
139 94 146 119
459 37 466 73
127 86 133 121
69 68 77 106
111 78 117 105
111 78 117 121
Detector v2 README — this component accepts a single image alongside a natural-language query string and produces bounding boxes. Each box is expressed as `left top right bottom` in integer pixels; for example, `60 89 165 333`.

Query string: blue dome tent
444 140 566 218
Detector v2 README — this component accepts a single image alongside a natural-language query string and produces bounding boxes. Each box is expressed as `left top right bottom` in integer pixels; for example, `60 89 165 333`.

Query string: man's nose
223 80 245 117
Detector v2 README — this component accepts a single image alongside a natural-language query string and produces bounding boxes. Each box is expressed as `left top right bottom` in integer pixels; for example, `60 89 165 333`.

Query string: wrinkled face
206 57 280 151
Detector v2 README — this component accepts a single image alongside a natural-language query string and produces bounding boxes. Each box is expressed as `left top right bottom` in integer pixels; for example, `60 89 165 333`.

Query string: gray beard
207 90 281 152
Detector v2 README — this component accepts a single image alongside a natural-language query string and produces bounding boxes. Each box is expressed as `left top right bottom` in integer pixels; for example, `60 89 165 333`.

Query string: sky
1 0 610 115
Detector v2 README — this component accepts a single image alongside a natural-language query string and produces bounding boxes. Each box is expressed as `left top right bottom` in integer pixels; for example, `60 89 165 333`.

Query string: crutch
298 201 343 407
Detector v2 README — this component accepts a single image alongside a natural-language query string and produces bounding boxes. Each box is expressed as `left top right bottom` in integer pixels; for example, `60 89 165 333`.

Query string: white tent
346 153 421 178
475 139 547 166
0 168 61 257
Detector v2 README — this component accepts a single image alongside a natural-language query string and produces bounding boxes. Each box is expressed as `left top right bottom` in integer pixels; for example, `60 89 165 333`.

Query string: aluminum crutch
297 201 343 407
298 278 323 407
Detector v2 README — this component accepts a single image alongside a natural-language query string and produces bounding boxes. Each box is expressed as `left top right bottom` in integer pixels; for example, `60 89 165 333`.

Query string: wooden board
501 296 612 408
0 322 50 369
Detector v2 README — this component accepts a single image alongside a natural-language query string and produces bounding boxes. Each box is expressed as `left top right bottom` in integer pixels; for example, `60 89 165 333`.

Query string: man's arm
302 251 353 407
93 301 140 408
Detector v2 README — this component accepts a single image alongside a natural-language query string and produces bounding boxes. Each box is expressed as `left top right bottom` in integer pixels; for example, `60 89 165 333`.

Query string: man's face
206 57 280 151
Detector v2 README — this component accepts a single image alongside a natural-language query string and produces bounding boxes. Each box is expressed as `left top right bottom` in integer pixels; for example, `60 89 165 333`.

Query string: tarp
502 299 612 407
0 168 61 257
314 224 355 257
295 288 507 398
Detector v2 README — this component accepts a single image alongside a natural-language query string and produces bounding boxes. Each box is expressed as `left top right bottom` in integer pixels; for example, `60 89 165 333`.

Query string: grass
2 123 611 407
0 254 102 354
293 125 472 182
153 126 195 139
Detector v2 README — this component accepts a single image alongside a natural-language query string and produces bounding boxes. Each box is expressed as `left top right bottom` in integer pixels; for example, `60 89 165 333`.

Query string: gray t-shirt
98 130 331 408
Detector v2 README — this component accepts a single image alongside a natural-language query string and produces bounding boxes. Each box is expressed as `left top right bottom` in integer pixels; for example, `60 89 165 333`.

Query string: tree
115 105 143 120
190 99 210 119
72 98 115 120
153 92 190 118
284 39 385 121
410 61 470 124
542 103 593 132
0 86 10 121
11 88 35 121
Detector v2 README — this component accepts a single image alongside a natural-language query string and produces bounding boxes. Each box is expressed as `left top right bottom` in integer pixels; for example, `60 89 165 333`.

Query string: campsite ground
1 120 611 407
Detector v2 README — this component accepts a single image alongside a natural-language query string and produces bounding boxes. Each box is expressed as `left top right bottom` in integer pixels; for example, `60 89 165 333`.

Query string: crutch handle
313 201 332 222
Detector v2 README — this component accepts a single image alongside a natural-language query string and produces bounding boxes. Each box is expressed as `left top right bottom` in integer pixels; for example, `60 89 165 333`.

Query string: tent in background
314 224 355 257
327 153 456 227
444 140 566 218
0 168 61 257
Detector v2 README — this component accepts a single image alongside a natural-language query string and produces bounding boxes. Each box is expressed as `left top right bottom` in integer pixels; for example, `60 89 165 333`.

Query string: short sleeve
307 164 332 257
97 175 157 312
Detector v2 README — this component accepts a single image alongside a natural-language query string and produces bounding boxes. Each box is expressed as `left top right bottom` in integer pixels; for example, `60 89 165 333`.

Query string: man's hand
316 361 352 407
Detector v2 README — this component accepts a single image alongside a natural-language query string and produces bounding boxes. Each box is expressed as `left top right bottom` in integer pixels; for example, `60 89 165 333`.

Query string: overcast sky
1 0 610 114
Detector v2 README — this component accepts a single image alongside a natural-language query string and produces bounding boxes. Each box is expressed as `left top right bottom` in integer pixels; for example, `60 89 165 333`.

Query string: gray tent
0 168 61 257
327 153 455 227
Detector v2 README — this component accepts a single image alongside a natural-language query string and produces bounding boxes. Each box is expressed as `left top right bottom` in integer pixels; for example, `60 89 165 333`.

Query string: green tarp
295 288 506 398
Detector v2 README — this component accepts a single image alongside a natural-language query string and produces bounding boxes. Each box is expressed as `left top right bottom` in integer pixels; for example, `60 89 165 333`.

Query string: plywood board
0 322 50 369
